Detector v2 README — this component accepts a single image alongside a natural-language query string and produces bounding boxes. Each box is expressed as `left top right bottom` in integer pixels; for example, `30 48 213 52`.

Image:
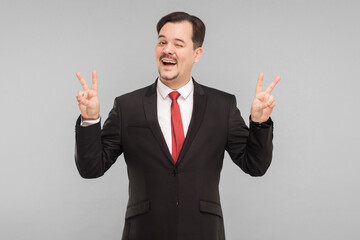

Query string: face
155 21 203 89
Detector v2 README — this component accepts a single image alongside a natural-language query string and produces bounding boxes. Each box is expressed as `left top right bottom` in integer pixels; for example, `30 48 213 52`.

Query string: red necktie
169 91 185 163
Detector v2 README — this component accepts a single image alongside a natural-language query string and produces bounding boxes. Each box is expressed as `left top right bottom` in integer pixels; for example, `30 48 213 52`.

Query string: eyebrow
158 35 186 44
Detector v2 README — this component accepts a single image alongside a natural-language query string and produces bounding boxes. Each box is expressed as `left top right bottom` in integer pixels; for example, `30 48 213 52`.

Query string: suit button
172 169 178 177
176 201 179 207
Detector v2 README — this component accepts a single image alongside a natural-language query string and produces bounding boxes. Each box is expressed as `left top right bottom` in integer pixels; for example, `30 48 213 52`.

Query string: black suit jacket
75 79 273 240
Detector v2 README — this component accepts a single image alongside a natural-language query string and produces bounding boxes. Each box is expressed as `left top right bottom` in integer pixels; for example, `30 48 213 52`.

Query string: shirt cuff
80 116 101 127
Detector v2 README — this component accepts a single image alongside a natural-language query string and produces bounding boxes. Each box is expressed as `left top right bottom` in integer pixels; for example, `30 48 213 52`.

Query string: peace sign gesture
76 70 100 120
250 73 280 123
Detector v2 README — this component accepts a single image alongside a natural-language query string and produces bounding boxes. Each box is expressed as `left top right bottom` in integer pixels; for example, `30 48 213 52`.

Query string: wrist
250 116 264 123
249 115 272 127
81 114 100 121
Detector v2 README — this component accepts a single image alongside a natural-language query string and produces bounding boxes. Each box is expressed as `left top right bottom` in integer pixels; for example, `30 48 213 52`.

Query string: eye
175 44 184 48
158 41 166 45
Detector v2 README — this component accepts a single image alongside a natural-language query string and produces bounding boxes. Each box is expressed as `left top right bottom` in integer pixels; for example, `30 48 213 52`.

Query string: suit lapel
143 79 207 166
143 80 174 165
177 80 207 165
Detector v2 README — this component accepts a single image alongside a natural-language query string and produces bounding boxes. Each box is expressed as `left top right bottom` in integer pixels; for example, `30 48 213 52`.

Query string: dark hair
156 12 206 49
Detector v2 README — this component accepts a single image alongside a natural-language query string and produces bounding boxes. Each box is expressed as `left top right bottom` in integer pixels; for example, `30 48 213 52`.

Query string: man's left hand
250 73 280 123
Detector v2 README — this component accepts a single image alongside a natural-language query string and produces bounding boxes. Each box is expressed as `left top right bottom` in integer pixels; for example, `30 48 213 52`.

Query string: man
75 12 279 240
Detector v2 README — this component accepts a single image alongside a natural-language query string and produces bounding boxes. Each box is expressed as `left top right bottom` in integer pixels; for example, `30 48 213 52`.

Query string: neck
159 75 191 90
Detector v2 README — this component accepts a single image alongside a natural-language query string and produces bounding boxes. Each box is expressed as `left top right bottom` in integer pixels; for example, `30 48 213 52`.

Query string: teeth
162 59 176 64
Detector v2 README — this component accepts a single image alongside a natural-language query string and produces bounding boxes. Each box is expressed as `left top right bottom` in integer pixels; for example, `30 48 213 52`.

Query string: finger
269 101 276 109
76 72 89 91
267 95 275 107
255 73 264 94
265 76 280 94
78 94 91 107
80 97 91 106
77 90 89 100
82 91 88 99
255 91 266 101
91 70 98 92
76 90 83 102
88 89 98 98
263 93 270 101
77 90 86 102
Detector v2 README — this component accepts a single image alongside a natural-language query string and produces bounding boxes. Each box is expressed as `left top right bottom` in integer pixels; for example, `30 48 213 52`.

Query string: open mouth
160 57 177 66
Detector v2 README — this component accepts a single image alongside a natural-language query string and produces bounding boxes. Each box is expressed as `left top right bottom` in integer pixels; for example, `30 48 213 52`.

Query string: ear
194 47 203 63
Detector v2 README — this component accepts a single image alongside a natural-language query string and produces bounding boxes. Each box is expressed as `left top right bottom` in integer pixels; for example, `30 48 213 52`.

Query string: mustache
160 55 177 62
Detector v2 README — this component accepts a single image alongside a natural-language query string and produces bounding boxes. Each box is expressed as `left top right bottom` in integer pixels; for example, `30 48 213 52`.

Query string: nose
162 43 175 55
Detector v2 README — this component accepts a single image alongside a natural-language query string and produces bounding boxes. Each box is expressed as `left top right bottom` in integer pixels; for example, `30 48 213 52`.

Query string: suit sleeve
225 95 273 176
75 98 123 178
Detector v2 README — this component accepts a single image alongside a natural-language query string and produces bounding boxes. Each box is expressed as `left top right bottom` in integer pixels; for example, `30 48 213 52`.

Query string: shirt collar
157 77 194 100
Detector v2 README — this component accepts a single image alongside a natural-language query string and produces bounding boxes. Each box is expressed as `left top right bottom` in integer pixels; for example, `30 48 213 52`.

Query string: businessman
75 12 280 240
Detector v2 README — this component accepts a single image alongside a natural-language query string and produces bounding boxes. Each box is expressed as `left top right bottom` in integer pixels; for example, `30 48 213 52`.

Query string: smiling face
155 21 203 90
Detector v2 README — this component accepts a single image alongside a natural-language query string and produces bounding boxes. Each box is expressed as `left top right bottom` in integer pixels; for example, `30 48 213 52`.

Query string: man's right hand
76 70 100 120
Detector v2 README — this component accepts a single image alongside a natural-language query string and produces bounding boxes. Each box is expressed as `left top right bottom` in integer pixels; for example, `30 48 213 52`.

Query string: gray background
1 0 359 239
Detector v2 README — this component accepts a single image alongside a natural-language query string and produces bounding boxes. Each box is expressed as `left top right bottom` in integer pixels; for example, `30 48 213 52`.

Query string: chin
159 73 179 81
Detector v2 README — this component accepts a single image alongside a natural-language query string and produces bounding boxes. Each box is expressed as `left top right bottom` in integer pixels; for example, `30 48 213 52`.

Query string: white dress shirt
157 78 193 154
81 78 194 154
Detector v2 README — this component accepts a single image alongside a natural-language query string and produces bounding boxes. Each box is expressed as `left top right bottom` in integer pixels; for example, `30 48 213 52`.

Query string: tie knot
168 91 180 101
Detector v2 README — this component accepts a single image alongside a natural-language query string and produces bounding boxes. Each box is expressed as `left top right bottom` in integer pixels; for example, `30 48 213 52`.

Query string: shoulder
195 82 235 102
114 82 155 102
